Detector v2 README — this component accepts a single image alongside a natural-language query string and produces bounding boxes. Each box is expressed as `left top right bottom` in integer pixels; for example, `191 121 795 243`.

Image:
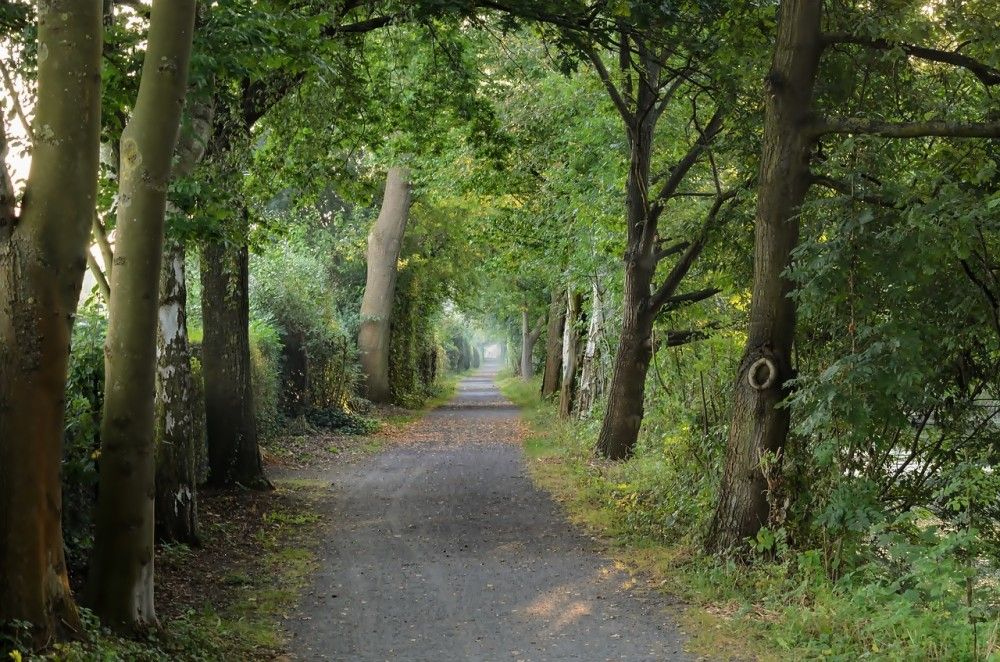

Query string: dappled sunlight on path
286 363 691 661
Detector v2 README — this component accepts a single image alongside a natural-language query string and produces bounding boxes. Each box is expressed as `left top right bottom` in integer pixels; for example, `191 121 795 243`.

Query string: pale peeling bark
358 166 411 403
576 281 607 417
153 98 213 544
707 0 823 554
89 0 197 631
541 288 566 397
0 0 103 643
153 241 200 544
558 291 584 418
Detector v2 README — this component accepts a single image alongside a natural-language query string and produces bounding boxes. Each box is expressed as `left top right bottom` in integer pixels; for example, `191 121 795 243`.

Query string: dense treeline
1 0 999 658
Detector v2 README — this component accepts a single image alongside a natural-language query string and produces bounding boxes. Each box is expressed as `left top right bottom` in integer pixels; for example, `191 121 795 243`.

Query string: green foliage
249 319 283 441
62 305 107 566
305 408 379 436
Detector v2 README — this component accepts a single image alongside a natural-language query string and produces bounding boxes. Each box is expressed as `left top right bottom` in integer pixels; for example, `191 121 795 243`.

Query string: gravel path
286 364 691 661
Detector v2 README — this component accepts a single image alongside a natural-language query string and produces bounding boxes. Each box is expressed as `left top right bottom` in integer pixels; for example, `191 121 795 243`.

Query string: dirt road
287 365 691 661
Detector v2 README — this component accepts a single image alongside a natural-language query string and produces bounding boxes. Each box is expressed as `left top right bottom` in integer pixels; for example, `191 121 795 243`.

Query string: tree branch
322 13 400 37
92 212 114 277
810 117 1000 139
660 287 721 311
654 240 689 262
649 188 736 314
810 173 899 208
823 32 1000 86
0 120 16 234
648 107 724 218
86 249 111 300
0 57 33 143
576 39 634 124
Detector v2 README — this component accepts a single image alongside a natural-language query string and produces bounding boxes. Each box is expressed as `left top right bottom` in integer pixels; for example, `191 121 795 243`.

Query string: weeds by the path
502 376 999 661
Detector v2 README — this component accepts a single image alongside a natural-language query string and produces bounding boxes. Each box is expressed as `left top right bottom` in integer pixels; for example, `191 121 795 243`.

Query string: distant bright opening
483 344 502 360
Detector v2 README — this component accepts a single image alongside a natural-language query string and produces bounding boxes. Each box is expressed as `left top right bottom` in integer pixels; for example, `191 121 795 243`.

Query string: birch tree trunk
153 97 213 544
0 0 102 642
89 0 197 631
576 282 606 417
153 241 200 545
707 0 822 554
358 166 411 403
540 288 565 397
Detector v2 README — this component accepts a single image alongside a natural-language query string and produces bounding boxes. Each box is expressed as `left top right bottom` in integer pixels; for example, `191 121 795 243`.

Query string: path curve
287 364 691 661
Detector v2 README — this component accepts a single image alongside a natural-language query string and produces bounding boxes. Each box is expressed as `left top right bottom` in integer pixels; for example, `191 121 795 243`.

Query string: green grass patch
500 378 996 661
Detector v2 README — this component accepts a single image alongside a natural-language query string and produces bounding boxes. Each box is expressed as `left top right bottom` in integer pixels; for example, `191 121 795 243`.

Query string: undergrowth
501 376 1000 661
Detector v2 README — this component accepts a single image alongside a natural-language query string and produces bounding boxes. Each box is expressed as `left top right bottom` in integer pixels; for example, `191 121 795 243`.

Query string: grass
500 376 999 661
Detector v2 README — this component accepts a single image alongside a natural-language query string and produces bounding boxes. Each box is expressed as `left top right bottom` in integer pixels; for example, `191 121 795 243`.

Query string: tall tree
0 0 103 642
88 0 198 630
154 97 214 544
585 26 732 459
359 166 412 403
708 0 1000 553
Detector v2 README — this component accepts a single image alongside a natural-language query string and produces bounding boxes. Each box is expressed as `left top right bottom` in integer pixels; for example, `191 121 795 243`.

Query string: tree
0 0 103 642
581 24 734 459
154 98 214 544
359 166 412 402
708 0 1000 553
520 310 546 378
559 290 584 417
540 288 565 396
88 0 198 630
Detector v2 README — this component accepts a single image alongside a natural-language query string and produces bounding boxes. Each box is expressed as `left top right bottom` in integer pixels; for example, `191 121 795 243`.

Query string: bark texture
594 100 658 460
358 166 411 403
540 289 566 397
153 98 213 545
559 291 584 418
153 242 200 545
201 236 269 488
707 0 822 554
576 281 607 417
89 0 197 630
0 0 102 642
520 311 545 378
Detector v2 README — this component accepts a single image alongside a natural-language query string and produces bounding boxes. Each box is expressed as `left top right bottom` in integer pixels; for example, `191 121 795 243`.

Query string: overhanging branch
810 117 1000 139
823 32 1000 87
810 173 899 208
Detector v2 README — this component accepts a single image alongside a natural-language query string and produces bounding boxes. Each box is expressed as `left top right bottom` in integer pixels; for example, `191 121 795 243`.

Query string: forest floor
280 365 694 661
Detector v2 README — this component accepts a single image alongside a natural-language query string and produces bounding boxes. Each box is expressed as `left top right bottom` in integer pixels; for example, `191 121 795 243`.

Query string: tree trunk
707 0 822 554
0 0 102 642
280 328 310 419
152 96 213 546
153 242 200 545
576 281 607 417
520 311 545 378
201 237 269 488
594 259 656 459
89 0 197 631
559 291 584 418
595 106 657 460
540 289 566 397
358 166 411 403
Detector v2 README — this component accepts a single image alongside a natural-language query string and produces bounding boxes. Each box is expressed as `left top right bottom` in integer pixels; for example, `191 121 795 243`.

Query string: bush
62 305 107 567
249 318 283 441
305 408 378 435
